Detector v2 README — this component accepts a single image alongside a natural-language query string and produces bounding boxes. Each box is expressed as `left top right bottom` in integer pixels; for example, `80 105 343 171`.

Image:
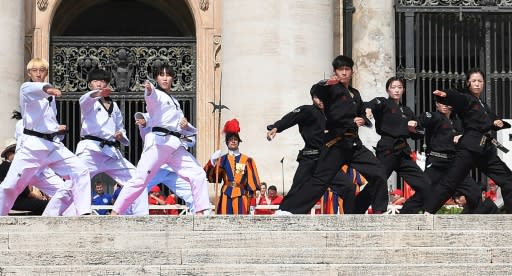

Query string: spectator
148 185 166 215
456 183 499 214
390 189 406 205
255 185 283 215
165 192 179 215
251 182 267 208
485 179 498 202
91 181 113 215
112 182 122 204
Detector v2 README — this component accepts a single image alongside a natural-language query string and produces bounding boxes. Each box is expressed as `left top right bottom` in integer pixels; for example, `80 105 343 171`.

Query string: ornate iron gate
50 37 196 165
395 0 512 182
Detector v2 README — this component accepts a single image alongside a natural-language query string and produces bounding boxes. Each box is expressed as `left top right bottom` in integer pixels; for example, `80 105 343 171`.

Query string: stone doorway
49 0 197 164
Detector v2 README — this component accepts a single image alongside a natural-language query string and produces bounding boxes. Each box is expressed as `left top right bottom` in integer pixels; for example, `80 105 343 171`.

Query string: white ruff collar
228 149 241 156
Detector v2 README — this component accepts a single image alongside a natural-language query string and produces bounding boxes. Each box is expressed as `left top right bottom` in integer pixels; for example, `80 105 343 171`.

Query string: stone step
2 264 512 275
3 230 512 250
1 215 511 233
0 247 510 266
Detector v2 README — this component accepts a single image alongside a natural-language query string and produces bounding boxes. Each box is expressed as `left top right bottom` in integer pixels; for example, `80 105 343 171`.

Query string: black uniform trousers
279 140 387 214
356 151 431 214
282 154 357 214
424 145 512 213
403 160 480 213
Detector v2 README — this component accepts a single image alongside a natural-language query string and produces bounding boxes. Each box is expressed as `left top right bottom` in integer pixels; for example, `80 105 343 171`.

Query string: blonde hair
26 58 49 71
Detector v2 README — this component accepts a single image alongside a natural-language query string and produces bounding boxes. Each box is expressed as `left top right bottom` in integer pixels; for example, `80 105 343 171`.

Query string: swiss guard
205 118 261 214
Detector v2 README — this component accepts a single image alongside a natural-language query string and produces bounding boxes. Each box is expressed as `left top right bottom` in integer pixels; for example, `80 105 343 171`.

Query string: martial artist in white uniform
135 112 195 212
12 115 78 216
76 69 148 215
0 58 91 216
112 64 210 215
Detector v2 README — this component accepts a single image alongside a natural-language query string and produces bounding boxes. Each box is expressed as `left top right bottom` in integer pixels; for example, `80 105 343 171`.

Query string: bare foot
111 210 119 216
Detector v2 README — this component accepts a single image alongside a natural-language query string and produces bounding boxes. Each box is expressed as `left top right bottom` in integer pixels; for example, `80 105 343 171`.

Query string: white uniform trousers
113 133 210 214
77 148 149 215
0 138 90 216
147 167 195 212
20 169 79 216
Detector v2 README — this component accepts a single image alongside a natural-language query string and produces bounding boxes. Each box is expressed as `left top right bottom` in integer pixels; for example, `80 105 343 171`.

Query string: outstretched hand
267 128 277 141
433 90 446 97
494 119 504 128
98 87 112 97
326 75 339 85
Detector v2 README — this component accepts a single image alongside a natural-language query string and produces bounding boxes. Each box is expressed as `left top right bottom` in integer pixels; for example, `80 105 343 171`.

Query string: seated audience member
0 139 48 215
165 191 179 215
485 179 498 202
112 182 122 204
255 185 283 215
455 183 500 214
251 182 267 207
390 189 406 205
148 185 167 215
91 181 113 215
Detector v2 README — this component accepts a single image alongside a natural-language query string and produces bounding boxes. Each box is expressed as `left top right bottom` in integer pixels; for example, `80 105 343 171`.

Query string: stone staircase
0 215 511 275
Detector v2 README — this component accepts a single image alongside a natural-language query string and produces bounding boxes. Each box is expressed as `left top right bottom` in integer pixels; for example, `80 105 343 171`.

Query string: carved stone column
0 0 25 142
221 0 334 191
351 0 396 189
351 1 395 145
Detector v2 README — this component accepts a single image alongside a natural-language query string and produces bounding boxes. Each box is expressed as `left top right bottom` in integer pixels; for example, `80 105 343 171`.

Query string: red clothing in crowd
254 195 283 215
165 195 179 215
485 190 497 202
148 194 167 215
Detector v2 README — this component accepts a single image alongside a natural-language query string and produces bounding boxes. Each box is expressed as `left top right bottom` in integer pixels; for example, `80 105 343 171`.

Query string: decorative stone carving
111 48 135 92
213 35 221 68
37 0 49 11
51 38 196 93
200 0 209 11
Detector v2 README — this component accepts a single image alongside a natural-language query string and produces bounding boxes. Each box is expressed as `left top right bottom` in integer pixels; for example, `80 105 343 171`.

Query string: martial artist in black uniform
414 101 481 213
425 68 512 213
362 77 430 214
266 85 356 213
277 55 388 214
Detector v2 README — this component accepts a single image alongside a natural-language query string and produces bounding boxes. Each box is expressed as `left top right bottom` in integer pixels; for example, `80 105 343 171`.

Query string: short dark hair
268 185 277 192
310 79 329 97
152 63 176 79
225 133 242 144
332 55 354 70
87 68 111 83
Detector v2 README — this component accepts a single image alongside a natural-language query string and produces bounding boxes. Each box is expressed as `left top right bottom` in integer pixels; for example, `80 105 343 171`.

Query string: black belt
428 151 453 160
152 127 182 138
83 135 120 148
325 132 358 148
300 149 320 156
393 141 408 151
480 134 509 153
23 128 59 142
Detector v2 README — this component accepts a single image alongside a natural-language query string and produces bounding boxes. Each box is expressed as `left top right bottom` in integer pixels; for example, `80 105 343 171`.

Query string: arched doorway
49 0 197 165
